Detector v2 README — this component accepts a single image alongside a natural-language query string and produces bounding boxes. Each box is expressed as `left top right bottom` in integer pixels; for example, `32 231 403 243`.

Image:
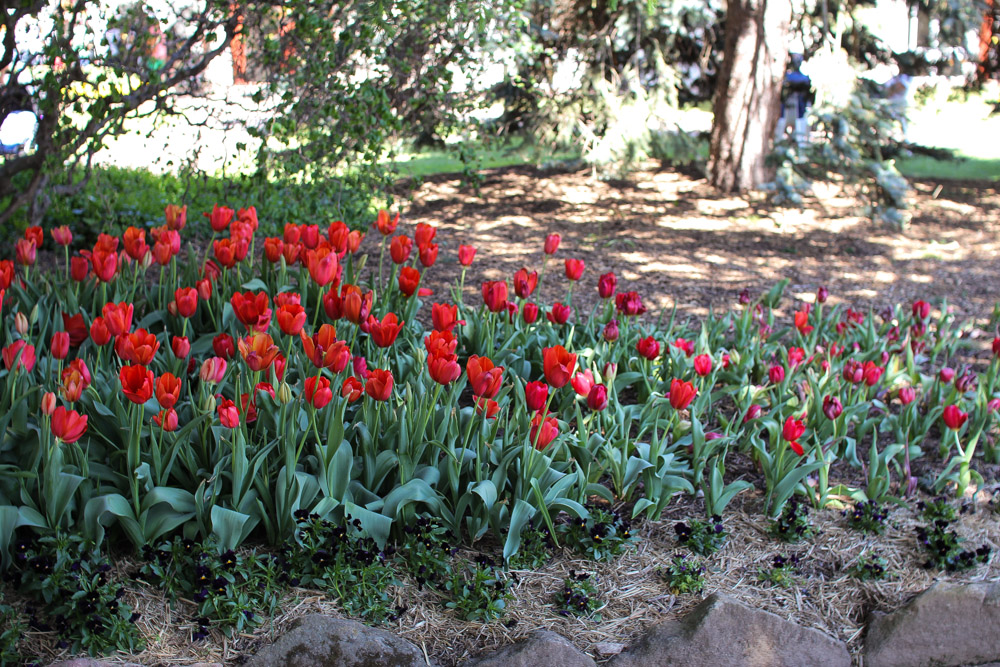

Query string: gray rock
462 630 596 667
864 581 1000 667
610 593 849 667
245 614 425 667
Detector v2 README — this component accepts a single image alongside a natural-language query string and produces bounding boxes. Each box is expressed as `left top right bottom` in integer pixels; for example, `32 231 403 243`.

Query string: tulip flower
120 365 155 404
544 233 560 255
365 369 393 401
300 224 320 249
425 329 458 358
374 210 399 236
155 373 182 409
300 325 351 371
862 361 883 387
61 312 88 347
418 242 438 268
525 381 549 412
782 415 806 456
481 281 508 312
238 333 280 372
794 307 813 335
816 285 828 303
523 302 539 324
342 286 374 324
597 272 617 299
70 256 89 281
123 227 147 261
396 266 421 297
102 302 134 337
513 268 538 299
842 359 864 384
171 335 190 359
668 378 697 410
277 303 307 336
41 392 57 416
115 329 160 365
547 302 572 325
939 367 955 383
305 246 339 286
912 299 930 320
458 245 477 266
50 331 70 360
389 235 413 264
636 336 660 361
942 404 968 430
172 287 198 319
164 203 186 230
993 337 1000 357
431 303 464 332
91 247 118 282
787 347 805 368
615 291 646 317
768 365 785 384
673 337 695 357
467 355 504 398
3 340 36 372
474 396 500 419
693 354 712 377
428 351 461 385
341 376 364 402
603 319 620 342
153 408 179 432
413 222 437 247
603 362 618 383
542 345 577 389
49 225 71 246
743 404 762 422
569 369 595 397
822 395 843 420
564 258 585 281
230 291 272 332
304 376 334 409
51 406 88 443
200 357 228 383
90 317 112 346
898 386 916 405
23 225 42 247
213 333 235 360
587 384 608 411
367 313 405 348
530 412 559 449
205 204 234 232
218 398 240 428
15 238 36 266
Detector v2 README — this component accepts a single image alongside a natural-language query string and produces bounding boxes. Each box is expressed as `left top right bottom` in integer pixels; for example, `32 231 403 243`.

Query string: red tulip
51 406 88 443
899 386 916 405
115 329 160 365
196 278 212 301
636 336 660 361
305 246 339 287
341 376 364 402
24 225 42 247
300 224 320 249
342 286 374 324
2 340 35 372
615 291 646 317
414 223 437 247
564 258 585 281
153 408 179 432
388 235 412 264
542 345 577 389
277 303 307 336
525 381 549 412
939 367 955 383
570 369 595 397
0 260 11 289
365 369 393 401
523 302 539 324
91 247 118 282
428 351 462 385
431 303 464 332
230 291 272 332
61 312 88 347
90 317 112 346
304 376 333 409
347 230 364 253
816 285 829 303
171 335 190 359
603 319 620 342
993 337 1000 357
794 307 813 335
374 210 399 236
175 287 198 318
425 330 458 358
238 333 280 372
458 245 477 266
263 237 284 264
693 354 712 377
597 272 617 299
218 398 240 428
782 415 806 454
912 299 931 320
481 281 508 313
52 225 73 246
474 396 500 419
300 325 351 372
467 355 504 398
544 233 560 255
41 392 57 416
200 357 228 383
155 373 182 409
743 404 762 422
530 412 559 449
213 333 236 359
165 204 187 231
102 302 134 337
513 268 538 299
822 395 843 420
942 404 968 430
120 364 155 404
398 267 422 298
418 242 438 268
788 347 806 368
123 227 147 261
673 338 695 357
587 384 608 411
205 204 234 232
50 331 70 360
547 302 572 325
668 378 697 410
862 361 883 387
70 256 90 282
15 238 36 266
768 365 785 384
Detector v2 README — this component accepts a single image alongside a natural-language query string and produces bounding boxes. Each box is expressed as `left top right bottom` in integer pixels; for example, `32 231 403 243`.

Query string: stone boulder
245 614 425 667
609 593 849 667
461 630 596 667
864 581 1000 667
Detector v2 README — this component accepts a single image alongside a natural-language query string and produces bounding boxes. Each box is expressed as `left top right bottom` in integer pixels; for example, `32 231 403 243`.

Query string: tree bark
707 0 792 193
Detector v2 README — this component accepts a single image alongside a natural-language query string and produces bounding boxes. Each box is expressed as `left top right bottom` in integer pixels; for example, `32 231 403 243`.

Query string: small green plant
843 500 891 534
394 516 456 589
661 554 706 594
559 505 639 562
0 591 23 664
14 533 144 655
917 497 957 523
769 499 815 542
444 556 512 622
915 521 992 572
847 551 890 581
554 570 602 620
757 554 800 588
507 525 553 570
674 516 727 556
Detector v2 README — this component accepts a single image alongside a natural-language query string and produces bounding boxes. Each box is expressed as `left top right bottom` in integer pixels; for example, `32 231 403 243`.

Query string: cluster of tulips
1 203 999 565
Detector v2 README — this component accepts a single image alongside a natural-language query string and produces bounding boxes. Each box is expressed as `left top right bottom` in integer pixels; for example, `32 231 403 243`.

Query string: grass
388 137 580 179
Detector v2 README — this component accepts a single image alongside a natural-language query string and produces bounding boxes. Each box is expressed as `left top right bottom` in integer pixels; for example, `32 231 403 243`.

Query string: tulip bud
544 233 560 255
277 381 293 405
587 384 608 411
201 393 217 413
816 285 828 303
738 288 751 305
939 367 955 383
41 392 57 416
14 311 28 336
899 386 916 405
992 336 1000 358
50 331 70 360
603 362 618 384
525 381 549 412
822 395 843 420
743 404 762 422
603 319 620 342
523 302 539 324
768 364 785 384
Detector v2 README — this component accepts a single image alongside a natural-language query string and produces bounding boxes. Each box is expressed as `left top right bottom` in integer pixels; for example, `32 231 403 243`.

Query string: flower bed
0 206 998 660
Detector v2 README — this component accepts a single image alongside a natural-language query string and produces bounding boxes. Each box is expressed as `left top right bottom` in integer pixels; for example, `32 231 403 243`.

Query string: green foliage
558 506 639 562
843 500 891 535
674 516 727 556
506 525 553 570
661 554 705 594
554 571 602 620
444 557 511 622
915 520 991 572
395 516 456 590
757 554 800 588
847 550 889 581
769 499 815 543
0 591 23 664
917 497 958 523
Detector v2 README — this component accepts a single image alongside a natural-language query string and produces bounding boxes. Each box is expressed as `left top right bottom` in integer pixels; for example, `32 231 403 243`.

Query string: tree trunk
707 0 792 193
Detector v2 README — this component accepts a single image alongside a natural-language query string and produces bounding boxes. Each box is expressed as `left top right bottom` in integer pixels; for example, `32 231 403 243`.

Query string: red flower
458 245 477 266
570 369 594 397
418 242 438 268
300 325 351 372
277 303 307 336
743 404 763 422
24 226 42 247
637 336 660 361
615 291 646 317
341 376 364 402
374 210 399 236
547 302 572 325
587 384 608 411
530 412 559 449
693 354 712 377
564 258 585 281
513 268 538 299
51 406 88 443
123 227 147 261
428 351 462 385
467 355 504 398
305 246 339 287
165 204 187 230
481 281 508 313
768 365 785 384
425 330 458 358
794 307 813 335
673 337 695 357
238 333 280 372
668 378 697 410
52 225 72 246
42 392 56 415
175 287 198 318
300 224 320 249
993 337 1000 358
347 230 364 254
367 313 404 348
544 233 560 255
398 267 421 298
365 369 393 401
912 299 931 320
304 376 334 409
822 395 843 420
120 365 155 404
2 340 35 372
200 357 228 383
603 319 620 342
525 381 549 411
61 312 88 347
15 239 36 266
63 358 91 388
218 398 240 428
942 404 968 430
542 345 577 389
390 235 413 264
155 373 182 409
816 285 829 303
899 386 916 405
205 204 234 232
263 237 284 264
171 335 190 359
102 302 134 337
474 396 500 418
70 256 89 282
213 333 236 359
342 286 374 324
597 272 617 299
50 331 70 360
862 361 883 387
90 317 111 346
230 291 272 332
91 247 118 282
782 414 806 449
153 408 179 432
415 223 437 247
523 302 539 324
196 278 212 301
0 260 12 289
115 329 160 365
431 303 464 332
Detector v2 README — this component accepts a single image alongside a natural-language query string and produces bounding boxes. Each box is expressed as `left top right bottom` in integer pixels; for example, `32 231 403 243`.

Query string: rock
461 630 596 667
610 593 849 667
245 614 425 667
595 641 625 656
864 581 1000 667
48 661 144 667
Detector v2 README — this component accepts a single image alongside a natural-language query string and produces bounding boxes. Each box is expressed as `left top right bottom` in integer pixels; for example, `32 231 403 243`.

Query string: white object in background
0 110 38 153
